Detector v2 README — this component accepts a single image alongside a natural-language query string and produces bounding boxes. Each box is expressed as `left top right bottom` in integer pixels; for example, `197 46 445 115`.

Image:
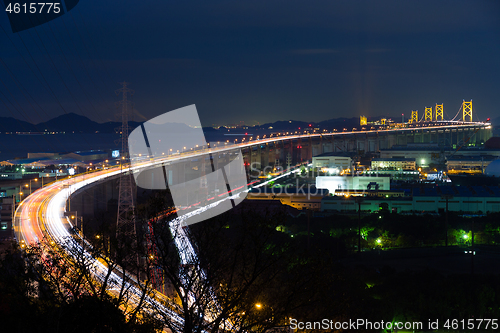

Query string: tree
139 193 326 333
0 235 161 333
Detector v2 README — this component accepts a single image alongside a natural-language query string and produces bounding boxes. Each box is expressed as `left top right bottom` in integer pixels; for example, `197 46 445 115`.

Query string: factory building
371 158 416 170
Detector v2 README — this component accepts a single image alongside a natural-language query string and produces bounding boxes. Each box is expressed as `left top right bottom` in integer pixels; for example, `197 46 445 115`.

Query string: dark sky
1 0 499 127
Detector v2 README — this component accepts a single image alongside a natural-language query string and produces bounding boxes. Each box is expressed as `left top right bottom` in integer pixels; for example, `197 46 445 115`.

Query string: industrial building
247 187 328 210
371 158 416 170
446 155 497 173
0 196 14 239
312 152 353 171
321 185 500 214
316 175 391 194
379 144 447 167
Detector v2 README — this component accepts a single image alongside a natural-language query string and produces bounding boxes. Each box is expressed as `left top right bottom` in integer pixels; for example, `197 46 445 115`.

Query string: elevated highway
13 120 491 329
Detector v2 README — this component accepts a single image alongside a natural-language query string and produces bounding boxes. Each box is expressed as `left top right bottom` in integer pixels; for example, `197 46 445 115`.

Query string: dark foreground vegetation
2 196 500 332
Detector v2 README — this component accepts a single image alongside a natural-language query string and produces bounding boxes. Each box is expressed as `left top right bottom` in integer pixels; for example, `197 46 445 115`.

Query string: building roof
70 150 107 156
249 186 329 195
447 155 497 161
313 152 354 158
3 157 49 165
411 185 500 197
36 158 82 166
382 146 452 152
372 158 416 162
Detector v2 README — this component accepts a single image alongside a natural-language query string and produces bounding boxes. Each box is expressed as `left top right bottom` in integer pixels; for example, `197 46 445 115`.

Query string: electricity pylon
116 82 137 250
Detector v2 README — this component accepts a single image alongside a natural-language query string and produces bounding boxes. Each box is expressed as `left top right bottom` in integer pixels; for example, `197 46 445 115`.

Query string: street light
26 178 38 195
70 214 84 245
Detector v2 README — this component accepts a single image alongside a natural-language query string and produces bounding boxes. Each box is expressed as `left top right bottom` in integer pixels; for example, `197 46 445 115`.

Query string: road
13 165 188 329
13 122 488 330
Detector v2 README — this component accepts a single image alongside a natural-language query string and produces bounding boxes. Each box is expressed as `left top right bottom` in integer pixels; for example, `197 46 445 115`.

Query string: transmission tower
286 153 292 170
463 100 472 122
435 104 443 121
424 107 432 121
115 82 137 246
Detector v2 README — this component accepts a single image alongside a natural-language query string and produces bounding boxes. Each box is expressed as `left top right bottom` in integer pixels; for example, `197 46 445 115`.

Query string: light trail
13 122 489 331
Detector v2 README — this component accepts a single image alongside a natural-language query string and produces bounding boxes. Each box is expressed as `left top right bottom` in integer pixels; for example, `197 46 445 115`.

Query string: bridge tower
115 82 137 249
424 107 432 121
463 100 473 122
411 110 418 123
435 104 443 121
360 116 367 126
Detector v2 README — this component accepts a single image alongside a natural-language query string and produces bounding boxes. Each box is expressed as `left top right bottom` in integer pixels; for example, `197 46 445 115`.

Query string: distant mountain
317 117 359 130
17 113 143 133
0 116 36 132
37 113 101 133
258 120 311 132
0 113 398 135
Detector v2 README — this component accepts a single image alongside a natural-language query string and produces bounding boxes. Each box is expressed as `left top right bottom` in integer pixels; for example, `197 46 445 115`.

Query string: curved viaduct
67 122 491 218
241 121 491 169
13 121 492 329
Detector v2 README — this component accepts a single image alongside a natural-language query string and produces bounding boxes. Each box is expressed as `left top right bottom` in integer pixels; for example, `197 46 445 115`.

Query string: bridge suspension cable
418 110 425 122
450 103 463 122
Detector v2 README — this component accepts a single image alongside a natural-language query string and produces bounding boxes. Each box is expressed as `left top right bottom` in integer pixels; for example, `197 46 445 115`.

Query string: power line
73 8 117 93
41 21 105 123
64 12 116 114
0 77 46 153
0 94 33 155
0 23 84 149
26 25 88 120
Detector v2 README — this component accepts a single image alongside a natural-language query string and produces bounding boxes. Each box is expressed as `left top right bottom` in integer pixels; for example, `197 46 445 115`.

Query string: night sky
1 0 499 127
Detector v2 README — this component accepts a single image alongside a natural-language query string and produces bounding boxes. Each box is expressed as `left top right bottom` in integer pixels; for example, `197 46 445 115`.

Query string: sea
0 133 122 161
0 130 255 161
